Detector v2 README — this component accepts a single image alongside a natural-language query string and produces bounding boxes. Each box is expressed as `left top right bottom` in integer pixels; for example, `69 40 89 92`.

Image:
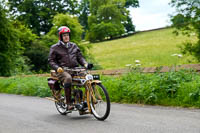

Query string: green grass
102 69 200 108
88 28 198 69
0 70 199 108
0 76 51 97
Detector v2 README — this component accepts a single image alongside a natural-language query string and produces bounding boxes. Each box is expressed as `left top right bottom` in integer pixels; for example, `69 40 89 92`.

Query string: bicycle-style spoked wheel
90 83 110 121
55 96 67 115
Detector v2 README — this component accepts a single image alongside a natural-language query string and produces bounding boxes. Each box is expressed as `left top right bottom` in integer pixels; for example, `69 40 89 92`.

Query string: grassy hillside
88 28 198 70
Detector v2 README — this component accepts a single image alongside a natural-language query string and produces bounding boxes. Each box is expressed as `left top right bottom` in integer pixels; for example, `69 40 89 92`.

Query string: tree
125 0 139 8
11 20 49 73
0 3 26 76
0 3 17 76
86 0 139 42
78 0 90 36
123 0 139 33
170 0 200 61
123 16 135 33
12 20 38 48
86 0 125 42
24 41 50 72
8 0 79 35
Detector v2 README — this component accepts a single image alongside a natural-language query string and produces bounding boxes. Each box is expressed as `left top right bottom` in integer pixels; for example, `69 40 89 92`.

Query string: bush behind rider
48 26 93 110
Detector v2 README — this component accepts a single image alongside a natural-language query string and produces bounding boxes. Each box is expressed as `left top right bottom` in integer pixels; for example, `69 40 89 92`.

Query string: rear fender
47 78 61 90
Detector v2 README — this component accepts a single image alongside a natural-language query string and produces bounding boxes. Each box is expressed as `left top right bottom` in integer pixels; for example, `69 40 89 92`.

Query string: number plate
92 74 100 80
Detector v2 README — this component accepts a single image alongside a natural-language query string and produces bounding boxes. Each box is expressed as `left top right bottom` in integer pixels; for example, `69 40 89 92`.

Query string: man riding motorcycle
48 26 93 110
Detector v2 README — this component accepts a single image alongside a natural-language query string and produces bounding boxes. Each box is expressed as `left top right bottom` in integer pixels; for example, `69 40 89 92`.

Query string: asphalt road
0 93 199 133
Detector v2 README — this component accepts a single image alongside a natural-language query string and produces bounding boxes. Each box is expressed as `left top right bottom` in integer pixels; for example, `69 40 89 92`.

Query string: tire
55 97 67 115
90 83 110 121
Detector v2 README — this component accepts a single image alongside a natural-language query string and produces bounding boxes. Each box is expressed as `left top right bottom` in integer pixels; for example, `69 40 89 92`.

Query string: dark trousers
57 71 72 84
57 72 72 104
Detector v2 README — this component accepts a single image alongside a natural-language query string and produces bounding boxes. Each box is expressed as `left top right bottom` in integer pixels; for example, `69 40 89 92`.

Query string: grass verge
0 76 51 97
0 70 199 108
103 70 200 108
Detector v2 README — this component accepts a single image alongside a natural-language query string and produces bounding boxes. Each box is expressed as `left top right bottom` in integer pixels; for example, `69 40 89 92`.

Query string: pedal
82 101 88 108
79 111 91 115
75 104 83 110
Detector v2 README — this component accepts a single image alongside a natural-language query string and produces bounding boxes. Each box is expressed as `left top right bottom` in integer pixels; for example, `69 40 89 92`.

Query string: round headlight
86 74 93 80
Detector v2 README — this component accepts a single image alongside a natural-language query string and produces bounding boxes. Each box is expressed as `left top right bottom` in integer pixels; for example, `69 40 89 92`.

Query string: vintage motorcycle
47 67 110 121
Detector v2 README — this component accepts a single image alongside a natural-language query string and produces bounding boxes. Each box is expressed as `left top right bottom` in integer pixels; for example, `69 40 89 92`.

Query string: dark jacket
48 41 87 70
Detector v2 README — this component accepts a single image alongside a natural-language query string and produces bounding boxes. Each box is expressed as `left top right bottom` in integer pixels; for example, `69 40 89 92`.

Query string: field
88 28 198 70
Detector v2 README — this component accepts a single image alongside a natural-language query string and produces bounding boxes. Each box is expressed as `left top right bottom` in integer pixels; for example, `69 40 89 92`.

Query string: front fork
85 80 101 113
85 81 92 113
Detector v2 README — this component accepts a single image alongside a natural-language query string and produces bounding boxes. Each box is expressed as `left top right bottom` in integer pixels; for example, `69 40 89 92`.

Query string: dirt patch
91 64 200 75
1 64 200 78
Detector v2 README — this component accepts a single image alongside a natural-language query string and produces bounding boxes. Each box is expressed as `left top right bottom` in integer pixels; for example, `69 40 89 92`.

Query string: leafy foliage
0 1 101 75
125 0 139 8
78 0 90 38
24 41 50 72
0 76 51 97
12 20 38 48
11 20 48 73
8 0 79 35
86 22 125 42
103 69 200 107
86 0 139 42
170 0 200 61
0 3 22 76
124 16 135 33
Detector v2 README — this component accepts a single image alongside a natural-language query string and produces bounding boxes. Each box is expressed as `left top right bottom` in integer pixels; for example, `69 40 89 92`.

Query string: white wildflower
135 60 140 63
135 64 141 66
178 54 183 58
190 33 196 36
125 64 132 67
171 54 178 56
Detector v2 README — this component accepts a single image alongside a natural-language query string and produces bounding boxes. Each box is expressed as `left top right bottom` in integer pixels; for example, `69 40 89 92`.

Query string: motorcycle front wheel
90 83 110 121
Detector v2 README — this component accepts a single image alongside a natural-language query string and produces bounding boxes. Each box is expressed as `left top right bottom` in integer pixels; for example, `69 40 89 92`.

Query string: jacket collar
58 41 70 48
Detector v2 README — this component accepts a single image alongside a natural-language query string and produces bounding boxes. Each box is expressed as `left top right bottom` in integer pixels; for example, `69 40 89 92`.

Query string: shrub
103 69 200 107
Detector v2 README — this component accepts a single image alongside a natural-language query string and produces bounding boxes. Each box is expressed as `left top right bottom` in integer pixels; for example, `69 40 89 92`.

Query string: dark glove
87 63 93 69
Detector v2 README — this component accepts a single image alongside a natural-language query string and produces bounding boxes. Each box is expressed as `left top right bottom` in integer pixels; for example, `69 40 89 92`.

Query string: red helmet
58 26 70 41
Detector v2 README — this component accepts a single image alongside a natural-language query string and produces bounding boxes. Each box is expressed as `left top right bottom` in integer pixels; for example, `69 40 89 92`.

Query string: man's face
62 33 70 43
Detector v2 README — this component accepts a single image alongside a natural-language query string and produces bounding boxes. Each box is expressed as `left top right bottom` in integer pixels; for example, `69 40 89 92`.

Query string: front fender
92 80 101 84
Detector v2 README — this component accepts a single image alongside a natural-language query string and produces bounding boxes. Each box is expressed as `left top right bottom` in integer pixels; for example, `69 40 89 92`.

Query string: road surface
0 93 199 133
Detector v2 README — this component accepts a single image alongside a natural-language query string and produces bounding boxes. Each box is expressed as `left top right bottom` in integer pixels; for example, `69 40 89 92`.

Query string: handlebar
63 67 87 72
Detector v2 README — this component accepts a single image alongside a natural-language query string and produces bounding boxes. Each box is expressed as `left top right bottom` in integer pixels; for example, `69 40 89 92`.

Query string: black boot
64 83 74 110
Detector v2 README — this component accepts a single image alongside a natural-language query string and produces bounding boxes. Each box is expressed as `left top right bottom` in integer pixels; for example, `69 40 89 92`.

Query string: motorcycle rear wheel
55 97 67 115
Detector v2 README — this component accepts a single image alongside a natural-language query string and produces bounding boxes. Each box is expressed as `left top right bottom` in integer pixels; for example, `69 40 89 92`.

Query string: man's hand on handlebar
87 63 93 69
57 67 64 73
84 63 93 70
